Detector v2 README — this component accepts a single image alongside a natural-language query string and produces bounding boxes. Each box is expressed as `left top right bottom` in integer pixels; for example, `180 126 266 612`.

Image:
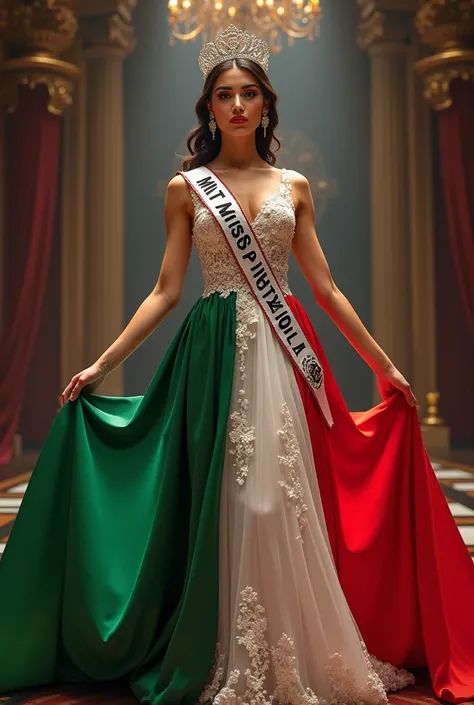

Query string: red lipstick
230 116 248 124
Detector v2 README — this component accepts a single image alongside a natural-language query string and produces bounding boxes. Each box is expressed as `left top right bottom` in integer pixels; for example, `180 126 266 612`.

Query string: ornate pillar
0 0 79 461
357 1 417 399
406 35 438 419
60 34 88 393
76 1 137 396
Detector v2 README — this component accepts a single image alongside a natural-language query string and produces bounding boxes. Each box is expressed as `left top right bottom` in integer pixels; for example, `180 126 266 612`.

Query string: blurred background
0 0 473 466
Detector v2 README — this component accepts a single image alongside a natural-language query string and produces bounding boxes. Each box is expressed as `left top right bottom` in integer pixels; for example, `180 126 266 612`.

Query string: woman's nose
232 99 244 114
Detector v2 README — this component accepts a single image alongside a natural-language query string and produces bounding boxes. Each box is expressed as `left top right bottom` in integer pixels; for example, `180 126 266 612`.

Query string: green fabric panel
0 294 236 705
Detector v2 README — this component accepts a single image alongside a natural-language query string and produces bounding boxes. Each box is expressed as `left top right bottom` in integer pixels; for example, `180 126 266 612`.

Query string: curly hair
181 58 281 172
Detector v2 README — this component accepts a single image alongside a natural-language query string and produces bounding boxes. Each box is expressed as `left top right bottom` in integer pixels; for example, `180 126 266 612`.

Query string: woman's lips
230 117 248 124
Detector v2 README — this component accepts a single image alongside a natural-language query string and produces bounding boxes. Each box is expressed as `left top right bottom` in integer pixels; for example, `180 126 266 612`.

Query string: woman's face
208 66 267 139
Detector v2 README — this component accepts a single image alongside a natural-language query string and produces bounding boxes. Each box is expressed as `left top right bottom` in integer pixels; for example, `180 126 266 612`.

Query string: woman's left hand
376 366 418 408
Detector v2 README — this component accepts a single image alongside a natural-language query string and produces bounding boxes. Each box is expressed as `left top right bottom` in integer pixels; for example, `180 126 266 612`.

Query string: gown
0 168 473 705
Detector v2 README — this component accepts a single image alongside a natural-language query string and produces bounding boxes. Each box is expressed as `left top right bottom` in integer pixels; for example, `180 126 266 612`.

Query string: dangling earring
261 107 269 138
209 112 217 140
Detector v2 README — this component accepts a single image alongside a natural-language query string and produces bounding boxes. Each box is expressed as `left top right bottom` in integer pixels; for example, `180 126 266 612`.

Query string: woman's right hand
60 362 109 407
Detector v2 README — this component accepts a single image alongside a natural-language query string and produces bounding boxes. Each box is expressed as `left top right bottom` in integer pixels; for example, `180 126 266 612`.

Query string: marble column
406 45 437 409
370 43 412 379
61 35 88 391
81 7 136 396
357 2 418 401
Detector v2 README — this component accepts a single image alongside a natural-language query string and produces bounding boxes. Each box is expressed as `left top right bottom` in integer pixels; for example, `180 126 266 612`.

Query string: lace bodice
190 168 295 298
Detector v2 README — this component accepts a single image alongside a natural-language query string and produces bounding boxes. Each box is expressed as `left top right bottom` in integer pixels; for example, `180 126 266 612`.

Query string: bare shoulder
283 169 312 210
166 174 193 216
167 174 190 199
284 169 309 187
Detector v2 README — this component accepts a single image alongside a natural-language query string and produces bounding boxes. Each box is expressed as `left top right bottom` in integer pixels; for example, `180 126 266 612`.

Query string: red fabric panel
437 78 474 338
286 294 474 703
0 86 61 463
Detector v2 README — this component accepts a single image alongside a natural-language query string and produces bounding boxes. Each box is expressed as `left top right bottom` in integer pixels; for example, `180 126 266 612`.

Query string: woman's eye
244 91 257 98
217 93 231 99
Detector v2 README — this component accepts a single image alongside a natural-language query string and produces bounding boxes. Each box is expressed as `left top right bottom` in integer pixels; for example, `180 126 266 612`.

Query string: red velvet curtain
437 78 474 338
18 178 62 448
0 85 61 464
433 162 474 444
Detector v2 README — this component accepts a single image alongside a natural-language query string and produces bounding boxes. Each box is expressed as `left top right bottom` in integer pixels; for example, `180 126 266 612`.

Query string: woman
0 25 473 705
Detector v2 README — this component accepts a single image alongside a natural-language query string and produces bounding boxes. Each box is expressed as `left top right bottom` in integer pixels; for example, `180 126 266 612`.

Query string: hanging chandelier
167 0 321 53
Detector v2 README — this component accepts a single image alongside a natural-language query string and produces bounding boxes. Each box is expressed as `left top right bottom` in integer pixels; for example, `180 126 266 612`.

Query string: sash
179 166 334 428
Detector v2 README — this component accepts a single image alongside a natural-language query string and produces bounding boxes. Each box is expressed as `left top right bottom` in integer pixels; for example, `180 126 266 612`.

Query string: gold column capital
0 0 81 115
357 0 418 54
415 0 474 110
76 0 137 59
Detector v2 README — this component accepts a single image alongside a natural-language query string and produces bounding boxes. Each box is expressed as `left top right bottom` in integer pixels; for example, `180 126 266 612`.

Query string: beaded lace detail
198 588 414 705
277 402 308 541
229 295 259 486
190 169 295 299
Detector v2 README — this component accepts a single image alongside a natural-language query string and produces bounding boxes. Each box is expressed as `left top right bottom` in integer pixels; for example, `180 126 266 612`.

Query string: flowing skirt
0 292 473 705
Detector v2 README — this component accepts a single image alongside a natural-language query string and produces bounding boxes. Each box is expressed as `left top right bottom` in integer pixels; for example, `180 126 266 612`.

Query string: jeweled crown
198 25 270 79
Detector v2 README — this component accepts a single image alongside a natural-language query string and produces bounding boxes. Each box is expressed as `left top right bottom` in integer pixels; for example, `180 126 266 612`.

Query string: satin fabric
0 295 236 705
286 295 474 704
1 287 473 704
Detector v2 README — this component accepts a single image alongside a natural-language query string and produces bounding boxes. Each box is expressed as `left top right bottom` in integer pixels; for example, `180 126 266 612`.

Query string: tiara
198 25 270 79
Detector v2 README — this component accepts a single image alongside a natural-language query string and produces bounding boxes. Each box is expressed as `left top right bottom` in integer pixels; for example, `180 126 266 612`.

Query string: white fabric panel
205 295 414 705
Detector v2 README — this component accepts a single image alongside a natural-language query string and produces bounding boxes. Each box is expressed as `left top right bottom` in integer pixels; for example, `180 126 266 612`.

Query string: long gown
0 169 473 705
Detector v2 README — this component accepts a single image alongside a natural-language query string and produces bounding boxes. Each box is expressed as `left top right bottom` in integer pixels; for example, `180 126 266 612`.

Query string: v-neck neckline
207 167 285 226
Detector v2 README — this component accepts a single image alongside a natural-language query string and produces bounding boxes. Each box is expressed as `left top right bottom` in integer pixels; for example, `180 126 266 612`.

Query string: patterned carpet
0 457 473 703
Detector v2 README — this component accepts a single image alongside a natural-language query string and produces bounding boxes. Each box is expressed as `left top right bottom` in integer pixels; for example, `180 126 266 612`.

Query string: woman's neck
211 135 267 171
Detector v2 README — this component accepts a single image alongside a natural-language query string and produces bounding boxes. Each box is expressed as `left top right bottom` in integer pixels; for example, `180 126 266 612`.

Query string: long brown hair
181 58 280 172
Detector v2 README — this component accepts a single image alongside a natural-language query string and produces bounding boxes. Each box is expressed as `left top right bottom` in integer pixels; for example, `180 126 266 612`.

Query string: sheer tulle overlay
209 293 414 705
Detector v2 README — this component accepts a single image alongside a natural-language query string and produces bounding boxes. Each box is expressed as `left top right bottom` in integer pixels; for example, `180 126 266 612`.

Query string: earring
209 112 217 140
261 108 269 138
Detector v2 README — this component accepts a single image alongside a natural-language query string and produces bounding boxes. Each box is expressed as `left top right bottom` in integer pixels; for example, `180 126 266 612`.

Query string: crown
198 25 270 79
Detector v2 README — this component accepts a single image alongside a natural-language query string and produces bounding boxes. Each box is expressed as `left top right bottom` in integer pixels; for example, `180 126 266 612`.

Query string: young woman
0 25 473 705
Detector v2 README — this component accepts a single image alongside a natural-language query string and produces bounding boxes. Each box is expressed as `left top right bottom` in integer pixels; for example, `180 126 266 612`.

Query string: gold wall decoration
5 0 78 55
416 0 474 50
415 0 474 110
1 58 79 115
0 0 80 115
422 391 445 426
418 64 474 110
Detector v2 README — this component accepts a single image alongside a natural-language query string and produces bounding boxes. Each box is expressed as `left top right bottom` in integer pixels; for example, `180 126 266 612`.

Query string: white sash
179 166 334 428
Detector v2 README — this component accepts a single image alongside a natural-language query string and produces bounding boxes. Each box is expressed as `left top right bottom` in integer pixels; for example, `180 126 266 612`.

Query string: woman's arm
290 171 417 406
61 176 193 403
96 175 193 374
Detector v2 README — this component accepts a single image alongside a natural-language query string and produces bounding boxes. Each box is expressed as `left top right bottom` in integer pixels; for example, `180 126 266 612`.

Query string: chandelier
167 0 321 53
